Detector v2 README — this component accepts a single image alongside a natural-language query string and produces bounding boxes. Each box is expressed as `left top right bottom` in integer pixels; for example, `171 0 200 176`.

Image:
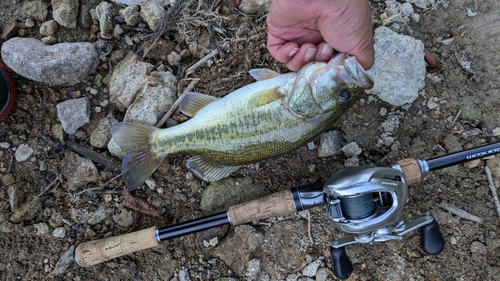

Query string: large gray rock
367 27 426 106
1 38 99 86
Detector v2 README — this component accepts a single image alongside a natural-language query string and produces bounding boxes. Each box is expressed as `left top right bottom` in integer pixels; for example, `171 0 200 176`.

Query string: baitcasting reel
324 166 444 279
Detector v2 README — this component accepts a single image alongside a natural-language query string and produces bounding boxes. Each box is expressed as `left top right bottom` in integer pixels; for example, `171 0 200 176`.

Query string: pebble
341 142 362 157
61 152 99 191
167 51 181 66
410 13 421 23
317 130 344 158
367 27 425 106
109 52 154 111
178 269 190 281
39 19 59 36
379 107 387 116
25 18 35 28
120 6 142 26
302 258 322 277
10 197 42 222
86 205 108 225
140 0 166 32
52 227 67 238
492 127 500 136
14 144 34 162
90 117 115 149
1 38 99 86
52 0 79 29
315 267 331 281
124 71 178 125
245 259 261 279
459 96 482 122
113 210 134 227
22 0 48 21
469 241 487 254
92 1 113 39
239 0 271 14
0 142 10 149
34 222 50 235
56 97 90 134
8 183 26 212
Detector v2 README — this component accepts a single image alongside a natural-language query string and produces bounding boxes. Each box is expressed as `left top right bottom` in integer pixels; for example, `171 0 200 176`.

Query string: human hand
267 0 375 71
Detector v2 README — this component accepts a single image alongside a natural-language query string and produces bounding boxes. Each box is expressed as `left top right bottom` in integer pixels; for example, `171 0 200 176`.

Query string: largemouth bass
112 53 373 190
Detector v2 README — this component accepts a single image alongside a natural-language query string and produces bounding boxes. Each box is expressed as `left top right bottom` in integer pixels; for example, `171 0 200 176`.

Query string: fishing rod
74 141 500 279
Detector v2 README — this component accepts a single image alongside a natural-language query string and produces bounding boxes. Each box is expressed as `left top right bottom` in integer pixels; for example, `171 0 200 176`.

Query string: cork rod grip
396 158 423 184
74 227 159 267
228 189 296 225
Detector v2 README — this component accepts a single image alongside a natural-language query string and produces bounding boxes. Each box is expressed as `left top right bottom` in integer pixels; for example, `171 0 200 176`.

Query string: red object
0 62 16 120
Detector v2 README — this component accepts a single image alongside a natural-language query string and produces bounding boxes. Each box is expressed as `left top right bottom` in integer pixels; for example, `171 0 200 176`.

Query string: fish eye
339 89 351 101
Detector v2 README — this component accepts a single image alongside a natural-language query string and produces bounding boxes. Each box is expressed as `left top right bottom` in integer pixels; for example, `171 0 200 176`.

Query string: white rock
53 227 67 238
15 144 34 162
302 258 322 277
56 97 90 134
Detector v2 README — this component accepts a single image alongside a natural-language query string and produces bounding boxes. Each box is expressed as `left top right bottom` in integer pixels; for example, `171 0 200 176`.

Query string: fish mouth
329 54 374 89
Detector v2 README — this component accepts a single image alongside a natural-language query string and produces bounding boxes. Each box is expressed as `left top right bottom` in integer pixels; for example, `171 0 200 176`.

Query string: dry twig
156 78 200 128
66 140 120 172
186 41 229 76
307 210 314 244
437 201 484 223
485 166 500 220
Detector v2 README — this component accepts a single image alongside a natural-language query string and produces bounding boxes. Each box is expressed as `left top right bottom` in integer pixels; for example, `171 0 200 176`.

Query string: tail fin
112 122 165 190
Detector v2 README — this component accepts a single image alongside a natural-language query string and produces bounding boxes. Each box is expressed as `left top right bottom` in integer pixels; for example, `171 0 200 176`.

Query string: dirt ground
1 0 500 280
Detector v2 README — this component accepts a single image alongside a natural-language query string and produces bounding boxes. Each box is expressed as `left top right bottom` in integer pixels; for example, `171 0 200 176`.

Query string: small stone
492 127 500 136
178 269 190 281
57 97 90 134
40 20 59 36
87 206 108 225
317 130 344 157
450 236 458 245
53 227 67 238
52 0 79 29
113 210 134 227
239 0 271 14
120 6 142 26
15 144 34 162
399 2 414 17
307 141 316 150
62 152 99 191
34 222 50 235
0 142 10 149
341 142 362 157
410 13 421 23
10 197 42 222
459 96 482 122
315 267 331 281
8 183 26 212
25 18 35 28
41 36 58 44
302 258 322 277
140 0 166 32
245 259 261 279
167 51 181 66
92 2 113 38
470 241 487 254
22 0 48 21
427 99 439 110
90 117 115 149
379 107 387 116
209 236 219 247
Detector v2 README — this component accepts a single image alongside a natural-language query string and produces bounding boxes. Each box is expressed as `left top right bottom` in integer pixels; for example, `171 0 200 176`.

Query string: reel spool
323 166 444 279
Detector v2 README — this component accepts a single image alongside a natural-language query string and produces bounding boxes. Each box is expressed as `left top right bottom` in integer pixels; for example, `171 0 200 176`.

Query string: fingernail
288 48 299 57
304 48 316 62
320 44 333 59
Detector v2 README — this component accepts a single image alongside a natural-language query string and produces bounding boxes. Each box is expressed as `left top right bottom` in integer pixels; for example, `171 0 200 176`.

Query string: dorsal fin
179 92 219 117
248 68 280 81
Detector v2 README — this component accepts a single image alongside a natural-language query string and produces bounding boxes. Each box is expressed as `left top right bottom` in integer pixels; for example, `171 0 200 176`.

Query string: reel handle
331 246 353 280
420 220 445 255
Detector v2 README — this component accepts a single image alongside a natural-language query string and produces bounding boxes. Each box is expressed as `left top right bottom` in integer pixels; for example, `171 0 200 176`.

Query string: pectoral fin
248 87 282 108
249 68 280 81
179 92 220 117
186 155 240 182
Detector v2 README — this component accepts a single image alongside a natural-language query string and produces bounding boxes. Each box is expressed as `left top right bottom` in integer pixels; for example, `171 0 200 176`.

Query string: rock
1 23 19 41
213 225 264 275
140 0 166 32
53 227 67 238
10 197 42 222
107 138 123 159
200 177 268 215
407 0 432 9
459 96 482 122
470 241 487 254
92 2 113 38
7 183 26 212
62 152 99 191
315 267 331 281
25 19 35 28
113 209 134 227
399 2 414 17
14 144 34 162
178 269 190 281
121 6 142 26
167 51 181 66
49 211 64 228
34 222 50 235
239 0 271 14
87 205 109 225
52 246 74 276
1 38 99 86
112 0 147 5
56 97 90 134
90 116 116 148
442 135 462 153
39 20 59 36
317 130 344 157
124 71 178 125
109 52 154 111
52 0 79 29
302 258 322 277
341 142 362 157
367 27 425 106
245 259 262 280
22 0 48 21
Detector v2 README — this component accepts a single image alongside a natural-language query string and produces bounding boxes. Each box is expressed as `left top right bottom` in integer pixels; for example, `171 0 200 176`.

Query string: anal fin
186 155 240 182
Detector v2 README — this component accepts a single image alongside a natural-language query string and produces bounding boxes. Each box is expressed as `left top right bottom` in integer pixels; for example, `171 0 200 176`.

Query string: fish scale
112 53 373 190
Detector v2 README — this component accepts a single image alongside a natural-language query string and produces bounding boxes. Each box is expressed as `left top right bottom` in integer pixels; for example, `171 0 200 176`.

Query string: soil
1 0 500 280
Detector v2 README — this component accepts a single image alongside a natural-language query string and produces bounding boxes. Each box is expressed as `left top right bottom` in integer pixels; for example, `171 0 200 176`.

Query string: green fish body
112 53 373 190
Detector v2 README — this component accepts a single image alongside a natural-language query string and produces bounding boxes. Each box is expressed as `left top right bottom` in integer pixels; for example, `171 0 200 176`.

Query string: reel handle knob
331 246 353 280
420 219 445 255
